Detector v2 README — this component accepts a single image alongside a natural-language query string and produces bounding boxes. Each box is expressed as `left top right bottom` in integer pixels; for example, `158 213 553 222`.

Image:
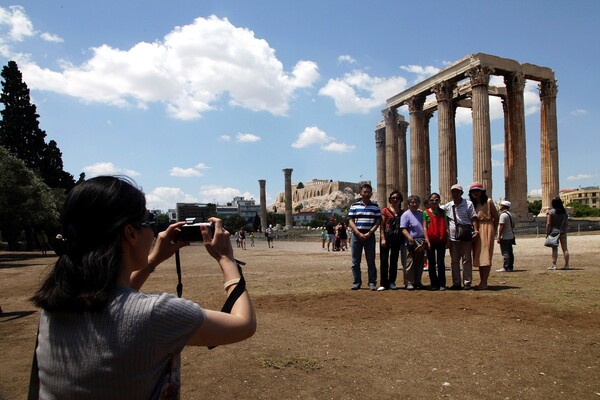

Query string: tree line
0 61 83 250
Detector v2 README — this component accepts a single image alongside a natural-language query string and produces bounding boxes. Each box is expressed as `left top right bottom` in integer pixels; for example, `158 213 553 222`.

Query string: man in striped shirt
348 183 382 291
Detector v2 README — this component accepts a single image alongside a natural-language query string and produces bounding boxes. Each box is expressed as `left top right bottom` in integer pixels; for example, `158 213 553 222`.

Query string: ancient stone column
540 79 559 211
505 72 528 221
282 168 293 230
384 108 399 200
407 95 427 200
501 97 511 202
424 110 434 198
433 81 457 204
466 66 494 196
375 123 387 206
258 179 267 232
397 116 409 209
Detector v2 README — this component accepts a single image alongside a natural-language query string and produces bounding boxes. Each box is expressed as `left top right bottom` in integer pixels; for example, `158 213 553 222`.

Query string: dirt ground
1 233 599 400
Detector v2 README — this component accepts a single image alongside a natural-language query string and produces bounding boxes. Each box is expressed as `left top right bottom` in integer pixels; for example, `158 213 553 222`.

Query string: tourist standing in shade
546 197 570 270
468 182 499 290
442 184 479 290
496 200 515 272
423 192 449 290
348 183 381 291
378 190 404 291
400 195 426 290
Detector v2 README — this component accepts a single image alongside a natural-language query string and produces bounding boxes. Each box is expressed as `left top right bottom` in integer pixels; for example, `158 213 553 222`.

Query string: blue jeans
351 233 377 285
499 239 514 271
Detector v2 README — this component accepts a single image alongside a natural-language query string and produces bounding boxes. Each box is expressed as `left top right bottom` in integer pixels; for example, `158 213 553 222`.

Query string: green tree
0 147 60 250
566 202 600 217
0 61 75 191
528 200 542 216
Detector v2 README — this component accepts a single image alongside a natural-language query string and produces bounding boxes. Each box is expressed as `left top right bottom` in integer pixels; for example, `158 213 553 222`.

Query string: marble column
505 72 528 221
408 95 427 200
467 66 494 195
433 81 457 204
397 117 409 209
501 97 511 202
375 124 387 206
384 108 400 200
282 168 293 230
540 79 559 211
258 179 267 232
424 110 434 198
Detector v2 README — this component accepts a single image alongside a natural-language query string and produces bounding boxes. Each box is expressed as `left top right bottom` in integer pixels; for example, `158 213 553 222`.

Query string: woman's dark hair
469 189 489 206
551 197 566 214
388 190 403 203
31 176 147 312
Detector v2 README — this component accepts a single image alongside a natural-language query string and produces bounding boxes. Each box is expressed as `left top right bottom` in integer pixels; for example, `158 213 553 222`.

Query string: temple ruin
376 53 559 221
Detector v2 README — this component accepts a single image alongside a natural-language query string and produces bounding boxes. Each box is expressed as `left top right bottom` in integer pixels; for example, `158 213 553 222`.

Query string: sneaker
547 266 557 270
351 283 361 290
496 268 508 272
369 283 377 291
376 286 387 291
406 283 415 291
449 284 462 291
439 286 446 291
389 283 398 290
423 266 429 271
463 283 471 290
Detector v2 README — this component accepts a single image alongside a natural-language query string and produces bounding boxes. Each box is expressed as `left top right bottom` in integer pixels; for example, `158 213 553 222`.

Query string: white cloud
319 70 407 114
236 133 261 142
492 143 504 152
13 15 319 120
199 185 255 204
338 55 356 64
291 126 355 153
570 108 587 116
321 142 355 152
145 186 198 210
529 188 542 197
82 162 140 177
40 32 63 43
292 126 330 148
0 6 35 41
219 135 231 141
400 64 440 83
169 167 204 177
567 174 593 181
491 159 503 168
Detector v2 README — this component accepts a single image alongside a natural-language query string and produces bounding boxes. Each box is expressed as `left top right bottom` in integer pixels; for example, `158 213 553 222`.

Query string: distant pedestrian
266 224 275 248
320 228 327 249
239 228 247 250
496 200 515 272
249 232 255 247
326 218 336 251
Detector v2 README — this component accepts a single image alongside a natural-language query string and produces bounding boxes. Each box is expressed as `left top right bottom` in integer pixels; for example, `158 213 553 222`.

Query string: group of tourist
347 182 527 291
322 219 349 251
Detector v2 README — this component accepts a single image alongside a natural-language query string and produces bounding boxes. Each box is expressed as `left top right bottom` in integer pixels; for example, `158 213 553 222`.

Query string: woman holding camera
30 176 256 399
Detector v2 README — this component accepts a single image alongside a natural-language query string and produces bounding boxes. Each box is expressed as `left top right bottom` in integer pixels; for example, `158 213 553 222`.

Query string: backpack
385 208 401 240
425 209 448 243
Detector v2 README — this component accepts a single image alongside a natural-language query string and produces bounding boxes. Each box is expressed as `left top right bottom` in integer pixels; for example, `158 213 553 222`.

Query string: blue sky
1 1 598 210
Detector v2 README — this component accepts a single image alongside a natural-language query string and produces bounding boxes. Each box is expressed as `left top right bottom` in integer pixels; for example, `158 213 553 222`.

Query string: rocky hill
269 187 362 213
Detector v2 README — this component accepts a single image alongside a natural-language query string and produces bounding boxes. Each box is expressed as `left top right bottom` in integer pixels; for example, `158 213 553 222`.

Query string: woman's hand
148 221 188 268
202 217 235 263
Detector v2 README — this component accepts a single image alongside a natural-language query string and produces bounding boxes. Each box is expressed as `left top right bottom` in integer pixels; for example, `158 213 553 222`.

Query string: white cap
500 200 511 208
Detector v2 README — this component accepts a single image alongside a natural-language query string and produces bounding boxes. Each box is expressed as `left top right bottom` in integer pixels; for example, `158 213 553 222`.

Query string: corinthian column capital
383 107 398 125
432 81 453 102
504 72 526 93
539 79 558 99
407 95 425 113
466 66 495 87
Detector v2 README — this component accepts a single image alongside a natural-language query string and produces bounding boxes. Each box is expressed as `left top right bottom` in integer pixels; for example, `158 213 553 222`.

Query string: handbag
452 205 473 241
544 231 560 247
